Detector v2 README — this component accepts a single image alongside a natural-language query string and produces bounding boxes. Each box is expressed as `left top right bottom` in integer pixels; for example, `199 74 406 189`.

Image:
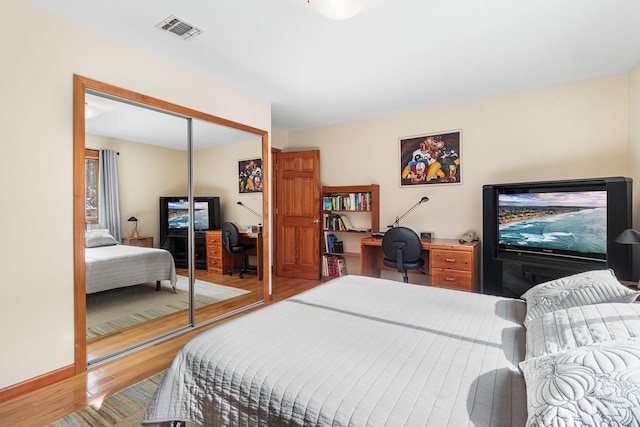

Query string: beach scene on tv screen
168 201 210 230
498 191 607 254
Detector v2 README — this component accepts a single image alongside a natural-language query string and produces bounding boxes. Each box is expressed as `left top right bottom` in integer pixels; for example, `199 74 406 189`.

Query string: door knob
313 219 319 224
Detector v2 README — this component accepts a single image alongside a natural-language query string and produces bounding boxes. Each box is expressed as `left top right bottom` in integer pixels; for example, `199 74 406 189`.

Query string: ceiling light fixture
307 0 369 20
85 102 101 119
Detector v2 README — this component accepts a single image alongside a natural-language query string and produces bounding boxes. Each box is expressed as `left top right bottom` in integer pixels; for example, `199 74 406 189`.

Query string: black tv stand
160 231 208 270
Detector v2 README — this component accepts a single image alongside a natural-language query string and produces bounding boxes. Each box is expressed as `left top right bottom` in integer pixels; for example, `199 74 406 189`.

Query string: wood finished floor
0 274 322 427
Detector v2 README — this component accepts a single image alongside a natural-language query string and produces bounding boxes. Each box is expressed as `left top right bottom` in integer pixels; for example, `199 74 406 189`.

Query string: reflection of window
85 149 99 224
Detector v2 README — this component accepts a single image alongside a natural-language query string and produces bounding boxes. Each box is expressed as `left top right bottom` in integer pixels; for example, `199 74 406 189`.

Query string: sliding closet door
84 91 191 365
190 119 264 326
75 75 269 370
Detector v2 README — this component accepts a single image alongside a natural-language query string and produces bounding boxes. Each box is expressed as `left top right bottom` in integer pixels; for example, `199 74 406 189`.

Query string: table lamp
128 216 139 238
615 228 640 285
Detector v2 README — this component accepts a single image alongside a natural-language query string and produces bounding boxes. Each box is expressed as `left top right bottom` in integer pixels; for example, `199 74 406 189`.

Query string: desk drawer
207 245 223 257
431 269 473 291
431 249 472 271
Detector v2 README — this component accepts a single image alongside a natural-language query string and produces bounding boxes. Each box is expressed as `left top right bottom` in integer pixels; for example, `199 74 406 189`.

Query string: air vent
155 15 204 40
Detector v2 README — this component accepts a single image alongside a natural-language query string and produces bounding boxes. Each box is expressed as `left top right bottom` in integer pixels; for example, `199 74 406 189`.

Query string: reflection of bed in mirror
85 230 176 294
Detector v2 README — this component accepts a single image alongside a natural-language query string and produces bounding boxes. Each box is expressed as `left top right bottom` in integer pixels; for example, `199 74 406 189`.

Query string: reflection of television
167 200 212 230
159 196 221 241
482 177 633 295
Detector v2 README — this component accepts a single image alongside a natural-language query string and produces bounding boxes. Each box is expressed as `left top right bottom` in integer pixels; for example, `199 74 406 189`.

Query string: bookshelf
321 184 380 279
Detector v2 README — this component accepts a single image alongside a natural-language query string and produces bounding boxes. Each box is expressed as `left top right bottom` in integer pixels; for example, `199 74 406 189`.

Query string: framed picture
399 130 461 186
238 158 263 193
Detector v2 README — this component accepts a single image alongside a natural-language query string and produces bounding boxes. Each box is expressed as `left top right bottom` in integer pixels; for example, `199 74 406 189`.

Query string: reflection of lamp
615 228 640 285
128 216 139 238
307 0 369 20
388 196 430 228
237 201 262 232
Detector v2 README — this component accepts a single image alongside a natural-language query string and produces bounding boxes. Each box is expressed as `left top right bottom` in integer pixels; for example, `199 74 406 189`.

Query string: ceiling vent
155 15 203 40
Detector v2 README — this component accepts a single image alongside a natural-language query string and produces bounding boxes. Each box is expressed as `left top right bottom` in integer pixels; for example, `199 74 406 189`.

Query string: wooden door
275 150 321 279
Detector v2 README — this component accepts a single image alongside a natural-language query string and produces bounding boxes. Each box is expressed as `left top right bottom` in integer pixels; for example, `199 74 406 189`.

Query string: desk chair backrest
382 227 425 283
382 227 423 262
222 222 241 251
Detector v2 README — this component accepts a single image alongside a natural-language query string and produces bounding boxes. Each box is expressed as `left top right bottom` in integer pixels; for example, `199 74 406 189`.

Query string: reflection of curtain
98 149 121 241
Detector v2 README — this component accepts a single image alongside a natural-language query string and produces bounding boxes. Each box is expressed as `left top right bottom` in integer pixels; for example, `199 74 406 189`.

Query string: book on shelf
323 192 372 212
340 215 371 232
324 233 338 253
322 254 347 277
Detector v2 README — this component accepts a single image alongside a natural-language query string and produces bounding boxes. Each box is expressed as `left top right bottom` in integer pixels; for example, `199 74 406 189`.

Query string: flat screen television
159 196 221 240
482 177 633 295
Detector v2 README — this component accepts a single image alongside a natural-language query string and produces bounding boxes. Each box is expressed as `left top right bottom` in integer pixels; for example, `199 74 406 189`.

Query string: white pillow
85 229 119 248
521 269 640 325
525 303 640 359
520 339 640 426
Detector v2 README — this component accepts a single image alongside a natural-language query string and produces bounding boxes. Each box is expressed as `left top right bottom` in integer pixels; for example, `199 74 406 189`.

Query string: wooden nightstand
122 236 153 248
620 281 640 301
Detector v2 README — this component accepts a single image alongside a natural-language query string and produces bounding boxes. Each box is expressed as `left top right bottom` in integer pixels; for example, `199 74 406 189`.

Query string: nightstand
122 236 153 248
620 280 640 301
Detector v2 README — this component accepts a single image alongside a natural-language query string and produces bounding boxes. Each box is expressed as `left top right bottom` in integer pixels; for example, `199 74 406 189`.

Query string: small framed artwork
238 158 263 193
420 232 432 242
399 130 461 187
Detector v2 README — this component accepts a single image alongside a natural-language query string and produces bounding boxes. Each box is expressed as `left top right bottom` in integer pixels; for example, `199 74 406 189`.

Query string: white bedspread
143 275 527 426
85 244 176 294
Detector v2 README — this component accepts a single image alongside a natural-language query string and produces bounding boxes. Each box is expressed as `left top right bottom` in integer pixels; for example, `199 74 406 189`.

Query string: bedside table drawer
431 249 473 271
431 269 473 291
122 236 153 248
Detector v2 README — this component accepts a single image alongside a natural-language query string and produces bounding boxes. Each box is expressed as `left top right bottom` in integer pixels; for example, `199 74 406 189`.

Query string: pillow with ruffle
525 302 640 359
520 339 640 426
521 269 639 325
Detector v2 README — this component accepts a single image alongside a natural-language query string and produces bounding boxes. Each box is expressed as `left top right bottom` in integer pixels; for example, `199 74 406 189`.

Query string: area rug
86 276 248 340
46 370 194 427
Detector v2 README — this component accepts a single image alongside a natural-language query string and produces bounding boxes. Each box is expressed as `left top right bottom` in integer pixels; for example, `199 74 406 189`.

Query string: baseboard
0 364 75 403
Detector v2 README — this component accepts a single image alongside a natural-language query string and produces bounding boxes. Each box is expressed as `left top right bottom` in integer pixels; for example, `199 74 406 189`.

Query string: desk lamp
388 196 430 228
128 216 139 238
615 228 640 286
237 201 262 232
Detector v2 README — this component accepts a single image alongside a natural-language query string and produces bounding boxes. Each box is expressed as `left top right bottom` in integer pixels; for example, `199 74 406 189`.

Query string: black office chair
222 222 257 278
382 226 425 283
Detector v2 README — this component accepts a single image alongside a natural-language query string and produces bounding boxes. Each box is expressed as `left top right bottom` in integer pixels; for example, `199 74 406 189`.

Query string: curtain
98 149 121 241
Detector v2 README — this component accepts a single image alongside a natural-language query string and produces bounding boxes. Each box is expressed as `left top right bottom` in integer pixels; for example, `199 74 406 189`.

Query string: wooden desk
360 237 480 292
205 231 263 280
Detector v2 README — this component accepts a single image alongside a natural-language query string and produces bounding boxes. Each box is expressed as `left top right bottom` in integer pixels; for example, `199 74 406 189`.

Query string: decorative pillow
525 303 640 359
85 229 119 248
520 339 640 426
521 269 640 325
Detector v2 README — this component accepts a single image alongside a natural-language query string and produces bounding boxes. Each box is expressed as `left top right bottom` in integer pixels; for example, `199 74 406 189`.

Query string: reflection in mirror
192 119 264 325
80 87 268 366
84 92 191 363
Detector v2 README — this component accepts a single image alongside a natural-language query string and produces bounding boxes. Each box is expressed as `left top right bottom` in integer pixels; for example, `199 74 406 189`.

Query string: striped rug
87 277 248 340
45 371 178 426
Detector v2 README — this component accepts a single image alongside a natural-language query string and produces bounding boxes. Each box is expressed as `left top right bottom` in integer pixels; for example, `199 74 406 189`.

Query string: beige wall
1 0 269 389
287 75 629 242
85 135 188 245
194 140 264 230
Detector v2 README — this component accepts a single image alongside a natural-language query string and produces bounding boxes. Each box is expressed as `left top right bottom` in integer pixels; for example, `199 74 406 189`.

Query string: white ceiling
85 93 259 150
28 0 640 131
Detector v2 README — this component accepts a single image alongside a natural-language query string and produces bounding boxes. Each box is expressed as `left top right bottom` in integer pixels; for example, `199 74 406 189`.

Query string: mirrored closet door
74 76 268 368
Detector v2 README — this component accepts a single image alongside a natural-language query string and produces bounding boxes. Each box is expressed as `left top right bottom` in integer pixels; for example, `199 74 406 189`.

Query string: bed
85 229 177 294
143 270 640 427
